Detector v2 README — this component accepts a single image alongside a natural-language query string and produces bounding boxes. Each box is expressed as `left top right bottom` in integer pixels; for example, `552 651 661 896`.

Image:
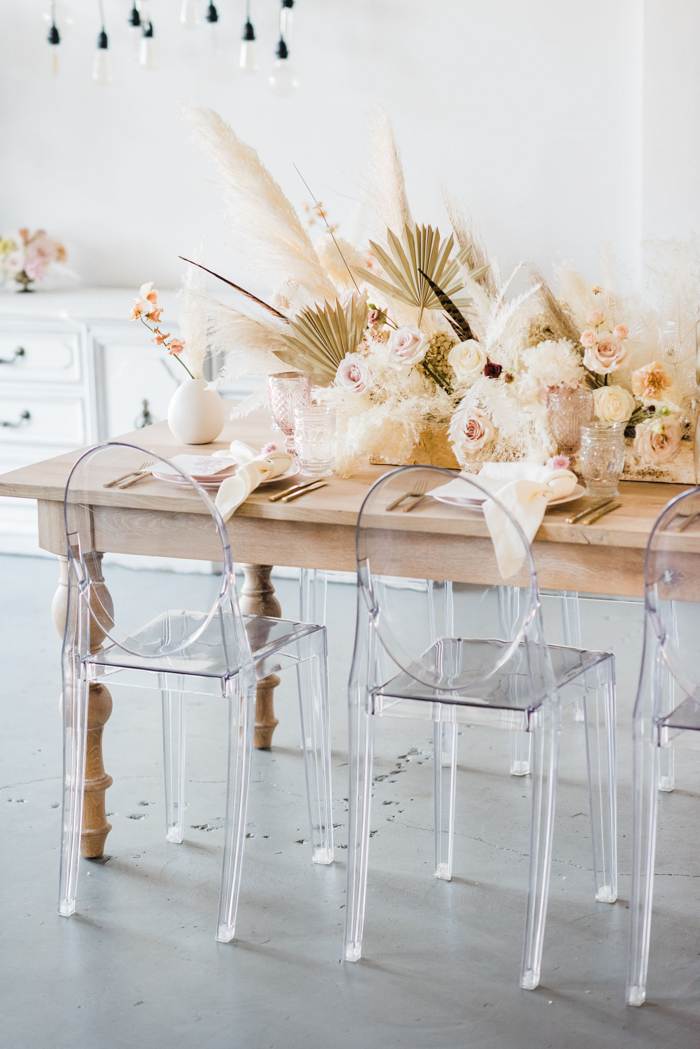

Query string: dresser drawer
0 392 86 446
0 331 82 383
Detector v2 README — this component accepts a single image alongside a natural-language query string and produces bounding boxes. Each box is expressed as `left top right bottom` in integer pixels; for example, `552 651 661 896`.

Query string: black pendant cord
243 0 255 41
97 0 108 46
48 0 60 44
206 3 219 23
128 3 141 28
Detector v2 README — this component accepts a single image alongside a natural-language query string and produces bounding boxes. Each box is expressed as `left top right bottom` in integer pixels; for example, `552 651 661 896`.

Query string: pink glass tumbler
266 371 312 462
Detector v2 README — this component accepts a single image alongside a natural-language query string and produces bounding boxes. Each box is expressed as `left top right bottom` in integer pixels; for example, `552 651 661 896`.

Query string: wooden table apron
0 408 697 857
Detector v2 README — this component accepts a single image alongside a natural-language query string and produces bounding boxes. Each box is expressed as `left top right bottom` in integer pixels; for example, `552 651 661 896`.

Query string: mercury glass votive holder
293 403 336 478
579 422 626 497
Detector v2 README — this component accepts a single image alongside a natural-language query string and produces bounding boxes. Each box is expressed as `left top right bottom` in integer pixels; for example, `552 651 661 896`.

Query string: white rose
448 340 487 386
335 353 368 394
386 324 428 369
593 384 635 423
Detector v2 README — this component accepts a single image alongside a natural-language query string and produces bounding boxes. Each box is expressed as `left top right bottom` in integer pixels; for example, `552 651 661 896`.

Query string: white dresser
0 288 256 556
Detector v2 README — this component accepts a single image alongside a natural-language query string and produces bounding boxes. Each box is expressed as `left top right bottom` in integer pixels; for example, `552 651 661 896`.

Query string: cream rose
335 353 368 394
634 415 682 465
386 324 428 369
583 332 629 375
448 404 495 458
593 384 635 423
448 339 487 385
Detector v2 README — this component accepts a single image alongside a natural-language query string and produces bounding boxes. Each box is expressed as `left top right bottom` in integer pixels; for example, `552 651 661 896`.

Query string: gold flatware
386 480 428 512
280 481 328 503
402 493 430 513
103 461 152 489
268 479 322 502
117 467 154 489
566 498 614 525
583 501 622 526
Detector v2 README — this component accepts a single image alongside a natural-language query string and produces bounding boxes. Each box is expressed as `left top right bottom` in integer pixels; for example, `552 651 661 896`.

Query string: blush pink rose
335 353 368 393
583 332 629 374
614 324 629 339
633 416 682 464
580 330 597 347
386 324 428 369
588 311 604 325
448 405 495 457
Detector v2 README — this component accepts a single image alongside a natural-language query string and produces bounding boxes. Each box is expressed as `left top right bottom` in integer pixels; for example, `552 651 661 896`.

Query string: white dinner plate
151 462 300 489
432 482 587 511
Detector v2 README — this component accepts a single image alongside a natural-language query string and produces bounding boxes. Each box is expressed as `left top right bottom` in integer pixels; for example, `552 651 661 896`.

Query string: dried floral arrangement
183 105 700 481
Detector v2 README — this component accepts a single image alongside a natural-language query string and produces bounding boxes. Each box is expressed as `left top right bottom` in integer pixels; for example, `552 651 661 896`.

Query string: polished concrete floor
2 554 700 1049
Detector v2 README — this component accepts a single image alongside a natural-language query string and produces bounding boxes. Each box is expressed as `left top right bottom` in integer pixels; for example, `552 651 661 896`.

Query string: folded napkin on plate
478 463 577 579
214 441 292 522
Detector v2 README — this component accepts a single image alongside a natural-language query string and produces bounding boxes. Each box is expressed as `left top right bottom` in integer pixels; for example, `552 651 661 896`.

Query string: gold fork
386 479 428 512
103 461 153 489
117 462 155 489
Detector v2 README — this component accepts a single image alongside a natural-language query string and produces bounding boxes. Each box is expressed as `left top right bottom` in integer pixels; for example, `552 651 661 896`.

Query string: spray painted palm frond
277 296 369 386
417 267 488 342
353 225 471 317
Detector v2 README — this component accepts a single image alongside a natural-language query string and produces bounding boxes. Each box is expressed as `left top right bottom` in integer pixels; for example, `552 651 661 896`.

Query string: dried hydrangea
421 329 457 390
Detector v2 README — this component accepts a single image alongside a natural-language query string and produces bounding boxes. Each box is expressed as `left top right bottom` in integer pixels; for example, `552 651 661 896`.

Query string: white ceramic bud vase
167 377 226 445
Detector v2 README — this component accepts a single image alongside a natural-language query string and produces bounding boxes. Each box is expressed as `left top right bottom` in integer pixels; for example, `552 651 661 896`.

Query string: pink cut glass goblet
266 371 312 461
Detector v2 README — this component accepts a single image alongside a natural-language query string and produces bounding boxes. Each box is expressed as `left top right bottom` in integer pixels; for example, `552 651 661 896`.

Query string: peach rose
614 324 629 339
448 404 495 457
588 311 604 325
583 332 629 374
580 330 597 347
335 353 368 394
631 361 673 402
386 324 428 369
634 415 682 464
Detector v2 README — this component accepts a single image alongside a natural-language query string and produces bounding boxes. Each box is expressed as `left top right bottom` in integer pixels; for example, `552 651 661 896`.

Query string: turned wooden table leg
52 553 114 858
239 564 281 749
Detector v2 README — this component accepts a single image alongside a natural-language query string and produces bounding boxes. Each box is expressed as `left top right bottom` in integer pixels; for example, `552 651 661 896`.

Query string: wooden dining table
0 406 695 859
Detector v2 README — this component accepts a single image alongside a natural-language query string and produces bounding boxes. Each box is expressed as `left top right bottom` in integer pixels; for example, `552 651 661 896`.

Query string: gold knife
268 479 322 502
280 481 328 503
566 498 614 524
583 501 621 526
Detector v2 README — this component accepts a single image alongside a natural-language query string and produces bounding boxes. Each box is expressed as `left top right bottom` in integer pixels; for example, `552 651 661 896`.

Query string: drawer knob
0 347 25 365
1 409 31 428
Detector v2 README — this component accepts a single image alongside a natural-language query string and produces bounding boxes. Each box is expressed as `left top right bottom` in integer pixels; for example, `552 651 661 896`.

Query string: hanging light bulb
280 0 294 39
270 37 298 97
127 3 141 57
47 1 61 76
92 2 111 84
240 3 258 74
140 21 158 69
180 0 200 27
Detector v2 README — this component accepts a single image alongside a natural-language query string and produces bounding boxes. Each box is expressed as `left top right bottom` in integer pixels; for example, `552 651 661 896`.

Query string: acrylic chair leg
658 663 675 792
583 661 617 903
299 568 328 626
58 672 89 918
520 702 561 991
343 689 375 963
510 730 532 777
499 587 532 775
216 680 256 943
161 674 186 844
434 709 457 881
558 590 584 722
626 715 660 1007
296 631 334 865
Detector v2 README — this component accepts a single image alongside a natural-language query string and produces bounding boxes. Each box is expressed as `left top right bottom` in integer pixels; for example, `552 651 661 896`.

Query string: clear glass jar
547 386 594 454
579 422 626 497
293 403 336 478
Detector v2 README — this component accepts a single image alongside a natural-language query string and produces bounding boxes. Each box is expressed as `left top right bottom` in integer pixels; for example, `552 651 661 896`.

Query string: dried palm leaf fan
276 294 369 386
353 224 486 324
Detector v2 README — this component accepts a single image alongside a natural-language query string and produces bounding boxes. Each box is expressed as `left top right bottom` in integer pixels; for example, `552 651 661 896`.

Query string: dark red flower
484 361 502 378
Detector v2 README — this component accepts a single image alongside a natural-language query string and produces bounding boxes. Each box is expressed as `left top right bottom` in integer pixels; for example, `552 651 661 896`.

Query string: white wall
0 0 692 293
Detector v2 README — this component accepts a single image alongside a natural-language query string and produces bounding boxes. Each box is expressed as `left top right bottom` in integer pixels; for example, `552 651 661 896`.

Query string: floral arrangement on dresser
0 229 70 292
177 105 700 481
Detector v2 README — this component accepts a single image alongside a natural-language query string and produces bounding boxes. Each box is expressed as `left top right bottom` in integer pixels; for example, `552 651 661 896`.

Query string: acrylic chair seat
59 442 333 944
627 485 700 1006
344 465 618 992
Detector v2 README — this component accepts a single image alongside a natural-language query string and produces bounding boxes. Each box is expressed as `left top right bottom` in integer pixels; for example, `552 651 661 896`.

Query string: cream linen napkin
478 463 577 578
214 441 292 522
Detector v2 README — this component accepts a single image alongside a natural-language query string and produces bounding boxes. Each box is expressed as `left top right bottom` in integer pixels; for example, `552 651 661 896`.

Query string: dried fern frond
184 105 336 304
353 225 472 321
277 295 369 385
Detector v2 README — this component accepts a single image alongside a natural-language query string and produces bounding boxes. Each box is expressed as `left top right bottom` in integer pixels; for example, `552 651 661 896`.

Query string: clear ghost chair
344 466 617 990
59 442 333 942
627 487 700 1006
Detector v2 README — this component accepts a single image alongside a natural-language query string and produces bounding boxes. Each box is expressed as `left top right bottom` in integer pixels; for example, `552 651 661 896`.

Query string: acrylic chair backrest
355 465 550 694
63 441 252 670
643 485 700 705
